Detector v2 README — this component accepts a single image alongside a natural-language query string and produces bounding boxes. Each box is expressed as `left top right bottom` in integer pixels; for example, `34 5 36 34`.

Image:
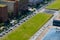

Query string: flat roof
0 4 7 7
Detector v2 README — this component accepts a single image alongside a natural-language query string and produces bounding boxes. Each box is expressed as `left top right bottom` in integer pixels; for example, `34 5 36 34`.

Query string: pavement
36 26 52 40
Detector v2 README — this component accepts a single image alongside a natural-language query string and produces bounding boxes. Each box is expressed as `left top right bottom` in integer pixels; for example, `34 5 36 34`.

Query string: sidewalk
36 26 52 40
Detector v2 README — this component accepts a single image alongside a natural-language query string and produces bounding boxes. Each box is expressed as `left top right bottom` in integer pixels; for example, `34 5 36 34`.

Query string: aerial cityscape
0 0 60 40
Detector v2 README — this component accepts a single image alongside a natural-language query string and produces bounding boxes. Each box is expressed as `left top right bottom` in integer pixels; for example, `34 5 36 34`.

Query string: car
28 7 36 12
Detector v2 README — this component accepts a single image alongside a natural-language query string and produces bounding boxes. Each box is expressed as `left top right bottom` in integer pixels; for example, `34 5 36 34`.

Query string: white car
28 8 36 12
10 20 17 26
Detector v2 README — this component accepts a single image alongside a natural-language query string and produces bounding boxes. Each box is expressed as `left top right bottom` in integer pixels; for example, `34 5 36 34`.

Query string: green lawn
46 0 60 10
0 13 53 40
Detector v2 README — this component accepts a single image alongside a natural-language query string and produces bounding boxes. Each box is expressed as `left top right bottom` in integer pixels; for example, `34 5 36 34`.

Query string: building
29 0 44 5
7 0 19 1
0 1 15 12
53 15 60 27
6 0 19 16
19 0 28 13
0 1 19 16
0 4 8 22
8 0 15 1
0 0 16 1
13 1 18 16
18 0 44 12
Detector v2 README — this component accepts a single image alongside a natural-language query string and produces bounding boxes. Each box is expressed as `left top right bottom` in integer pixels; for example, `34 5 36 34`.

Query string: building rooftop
0 4 6 7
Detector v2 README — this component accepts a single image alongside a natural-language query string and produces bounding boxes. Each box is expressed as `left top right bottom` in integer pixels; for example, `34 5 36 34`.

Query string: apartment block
0 4 8 22
0 1 18 14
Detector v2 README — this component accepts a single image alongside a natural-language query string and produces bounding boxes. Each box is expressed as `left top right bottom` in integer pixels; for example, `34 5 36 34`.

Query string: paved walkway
36 26 52 40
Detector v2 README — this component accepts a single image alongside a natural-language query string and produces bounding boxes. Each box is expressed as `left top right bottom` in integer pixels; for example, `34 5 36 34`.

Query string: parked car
10 20 17 26
28 7 36 12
